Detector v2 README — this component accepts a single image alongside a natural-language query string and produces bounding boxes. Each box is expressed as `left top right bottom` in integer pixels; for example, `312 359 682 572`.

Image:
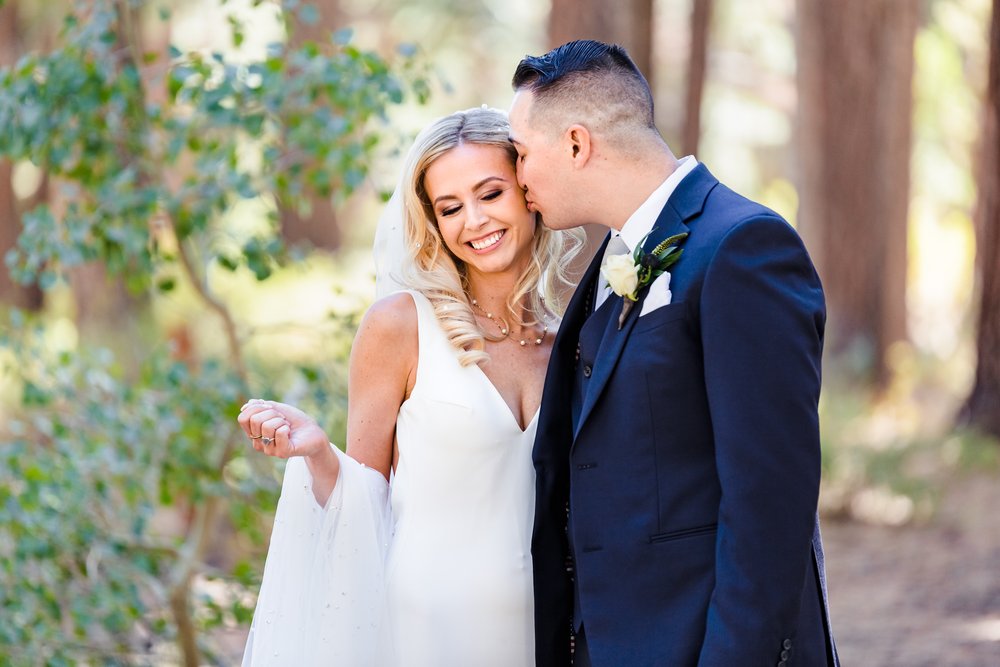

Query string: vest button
582 365 592 378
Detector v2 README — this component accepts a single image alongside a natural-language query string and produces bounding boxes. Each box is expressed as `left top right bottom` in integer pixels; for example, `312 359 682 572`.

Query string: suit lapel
534 233 611 460
573 164 718 441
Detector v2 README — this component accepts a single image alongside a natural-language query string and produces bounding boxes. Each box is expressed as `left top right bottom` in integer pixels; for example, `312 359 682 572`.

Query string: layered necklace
470 297 548 347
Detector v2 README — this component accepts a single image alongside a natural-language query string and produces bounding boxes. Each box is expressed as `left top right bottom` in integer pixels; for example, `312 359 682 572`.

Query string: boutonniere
601 232 689 329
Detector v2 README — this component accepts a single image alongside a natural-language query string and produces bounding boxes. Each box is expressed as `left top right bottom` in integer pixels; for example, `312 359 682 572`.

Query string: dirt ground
218 472 1000 666
822 472 1000 666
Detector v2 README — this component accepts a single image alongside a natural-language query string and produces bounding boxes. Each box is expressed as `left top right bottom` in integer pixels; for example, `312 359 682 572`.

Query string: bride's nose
465 202 490 229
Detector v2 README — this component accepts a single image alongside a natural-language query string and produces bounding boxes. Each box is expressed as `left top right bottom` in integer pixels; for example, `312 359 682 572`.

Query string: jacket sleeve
696 214 825 665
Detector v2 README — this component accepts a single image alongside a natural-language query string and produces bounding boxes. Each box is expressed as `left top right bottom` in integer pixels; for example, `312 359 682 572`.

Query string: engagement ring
261 437 274 446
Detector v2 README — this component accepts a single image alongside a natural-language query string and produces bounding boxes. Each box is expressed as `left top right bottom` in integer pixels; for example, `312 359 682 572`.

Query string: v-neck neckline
473 364 540 434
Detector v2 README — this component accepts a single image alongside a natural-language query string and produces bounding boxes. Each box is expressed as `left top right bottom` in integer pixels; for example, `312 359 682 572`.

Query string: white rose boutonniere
601 231 689 329
601 253 640 299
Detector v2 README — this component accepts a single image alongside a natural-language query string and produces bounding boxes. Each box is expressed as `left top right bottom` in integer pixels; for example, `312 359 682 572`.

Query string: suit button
777 662 786 667
780 650 789 660
582 365 592 378
783 639 792 650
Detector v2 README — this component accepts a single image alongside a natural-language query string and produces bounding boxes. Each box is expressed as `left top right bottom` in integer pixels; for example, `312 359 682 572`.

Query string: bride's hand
238 399 330 460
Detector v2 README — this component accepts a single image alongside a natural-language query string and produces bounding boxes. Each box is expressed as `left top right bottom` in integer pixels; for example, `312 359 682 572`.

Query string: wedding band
249 434 263 440
261 437 274 446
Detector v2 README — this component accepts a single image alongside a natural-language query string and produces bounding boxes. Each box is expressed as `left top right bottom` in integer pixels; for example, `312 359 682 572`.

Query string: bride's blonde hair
399 107 580 366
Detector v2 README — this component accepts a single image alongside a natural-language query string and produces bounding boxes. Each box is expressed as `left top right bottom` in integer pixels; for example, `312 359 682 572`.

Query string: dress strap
403 290 436 358
401 290 457 397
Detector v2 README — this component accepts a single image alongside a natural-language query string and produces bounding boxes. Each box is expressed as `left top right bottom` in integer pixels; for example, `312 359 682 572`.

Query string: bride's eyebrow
432 177 508 206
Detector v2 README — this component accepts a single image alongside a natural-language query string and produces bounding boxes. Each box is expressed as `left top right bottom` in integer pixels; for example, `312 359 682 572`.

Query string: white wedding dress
243 290 538 667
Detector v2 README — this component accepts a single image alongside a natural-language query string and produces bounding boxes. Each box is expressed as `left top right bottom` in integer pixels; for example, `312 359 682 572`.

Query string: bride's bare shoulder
356 291 418 343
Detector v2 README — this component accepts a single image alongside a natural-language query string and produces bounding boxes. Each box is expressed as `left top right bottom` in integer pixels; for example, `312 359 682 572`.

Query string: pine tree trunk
961 0 1000 438
795 0 917 385
682 0 712 156
548 0 654 81
547 0 656 284
278 0 344 252
0 0 42 310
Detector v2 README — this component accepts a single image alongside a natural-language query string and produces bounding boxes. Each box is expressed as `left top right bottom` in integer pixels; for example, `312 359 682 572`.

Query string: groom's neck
598 149 679 231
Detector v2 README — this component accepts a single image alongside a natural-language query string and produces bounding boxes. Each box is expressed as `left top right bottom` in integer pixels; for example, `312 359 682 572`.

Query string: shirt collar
617 155 699 253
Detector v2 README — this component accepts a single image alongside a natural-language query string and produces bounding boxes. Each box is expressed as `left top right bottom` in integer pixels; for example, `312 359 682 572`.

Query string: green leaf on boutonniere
649 232 689 257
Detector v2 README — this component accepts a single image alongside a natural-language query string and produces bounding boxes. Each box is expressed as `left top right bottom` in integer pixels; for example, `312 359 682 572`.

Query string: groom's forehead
508 90 534 127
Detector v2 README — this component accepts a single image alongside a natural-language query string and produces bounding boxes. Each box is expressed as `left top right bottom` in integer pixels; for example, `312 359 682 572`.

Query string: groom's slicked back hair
512 40 655 139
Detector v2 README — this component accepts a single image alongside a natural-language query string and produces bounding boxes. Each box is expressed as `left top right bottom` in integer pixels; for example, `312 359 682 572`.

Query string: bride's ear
565 124 592 168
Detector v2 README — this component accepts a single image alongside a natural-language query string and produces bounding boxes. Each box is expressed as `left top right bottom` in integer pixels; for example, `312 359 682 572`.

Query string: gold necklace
470 297 509 339
470 298 548 347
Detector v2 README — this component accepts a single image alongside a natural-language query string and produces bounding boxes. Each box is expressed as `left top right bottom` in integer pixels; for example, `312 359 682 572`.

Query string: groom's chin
537 213 562 231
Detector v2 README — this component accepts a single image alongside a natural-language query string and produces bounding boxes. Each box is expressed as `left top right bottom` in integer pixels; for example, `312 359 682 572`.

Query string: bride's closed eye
481 190 502 202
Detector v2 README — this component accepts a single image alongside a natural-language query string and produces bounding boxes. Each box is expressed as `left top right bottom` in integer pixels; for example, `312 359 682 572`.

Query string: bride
238 107 580 666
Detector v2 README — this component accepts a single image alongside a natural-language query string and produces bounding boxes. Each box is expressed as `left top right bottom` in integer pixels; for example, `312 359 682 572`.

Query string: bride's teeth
471 231 503 250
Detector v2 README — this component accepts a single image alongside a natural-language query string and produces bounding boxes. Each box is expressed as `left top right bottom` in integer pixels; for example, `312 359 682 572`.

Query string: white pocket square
639 272 672 317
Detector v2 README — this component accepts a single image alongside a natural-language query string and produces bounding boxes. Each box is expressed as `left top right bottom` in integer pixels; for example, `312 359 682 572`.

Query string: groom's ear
565 124 592 168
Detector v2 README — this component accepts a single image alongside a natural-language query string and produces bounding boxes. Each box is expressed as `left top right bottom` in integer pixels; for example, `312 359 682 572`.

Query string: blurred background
0 0 997 664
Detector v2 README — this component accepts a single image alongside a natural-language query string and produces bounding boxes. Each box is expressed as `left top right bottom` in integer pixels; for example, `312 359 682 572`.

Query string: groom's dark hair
512 40 655 136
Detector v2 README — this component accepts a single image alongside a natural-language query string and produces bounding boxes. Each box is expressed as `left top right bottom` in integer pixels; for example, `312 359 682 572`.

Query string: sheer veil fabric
372 186 408 300
244 152 411 667
242 449 394 666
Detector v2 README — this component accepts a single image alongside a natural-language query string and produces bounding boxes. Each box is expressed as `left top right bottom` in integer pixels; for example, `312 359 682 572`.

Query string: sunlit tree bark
67 1 147 342
961 0 1000 438
682 0 712 156
796 0 917 385
0 0 42 310
548 0 653 81
279 0 345 251
547 0 656 281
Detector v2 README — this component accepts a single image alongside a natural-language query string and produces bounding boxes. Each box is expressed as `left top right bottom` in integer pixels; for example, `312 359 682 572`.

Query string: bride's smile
468 229 505 252
424 142 536 279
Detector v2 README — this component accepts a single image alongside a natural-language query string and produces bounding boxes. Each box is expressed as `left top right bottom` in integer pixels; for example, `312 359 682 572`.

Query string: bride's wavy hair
399 107 582 366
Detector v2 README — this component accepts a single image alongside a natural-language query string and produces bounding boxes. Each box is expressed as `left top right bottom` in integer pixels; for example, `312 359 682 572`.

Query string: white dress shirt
596 155 699 309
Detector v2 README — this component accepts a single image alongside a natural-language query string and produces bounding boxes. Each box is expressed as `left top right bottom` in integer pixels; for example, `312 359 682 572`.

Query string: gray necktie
595 234 629 310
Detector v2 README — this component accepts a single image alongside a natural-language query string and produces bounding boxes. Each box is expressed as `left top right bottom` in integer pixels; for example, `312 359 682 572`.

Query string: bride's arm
344 291 417 480
238 292 417 502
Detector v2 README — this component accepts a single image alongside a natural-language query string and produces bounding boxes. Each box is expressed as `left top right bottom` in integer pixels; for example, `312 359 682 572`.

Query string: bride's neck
465 274 527 322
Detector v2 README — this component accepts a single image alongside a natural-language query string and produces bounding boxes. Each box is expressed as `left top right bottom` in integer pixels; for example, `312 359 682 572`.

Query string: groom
509 41 838 666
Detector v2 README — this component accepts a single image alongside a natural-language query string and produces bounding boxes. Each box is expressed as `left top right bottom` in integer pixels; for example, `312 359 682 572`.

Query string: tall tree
68 0 148 341
547 0 656 277
961 0 1000 438
278 0 346 251
548 0 654 81
0 0 41 310
682 0 713 156
0 0 419 660
796 0 918 384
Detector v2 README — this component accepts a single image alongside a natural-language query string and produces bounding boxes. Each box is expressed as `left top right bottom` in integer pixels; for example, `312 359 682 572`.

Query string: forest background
0 0 997 665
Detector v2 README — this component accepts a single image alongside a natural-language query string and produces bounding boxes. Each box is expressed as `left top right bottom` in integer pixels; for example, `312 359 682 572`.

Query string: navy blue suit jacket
532 164 838 666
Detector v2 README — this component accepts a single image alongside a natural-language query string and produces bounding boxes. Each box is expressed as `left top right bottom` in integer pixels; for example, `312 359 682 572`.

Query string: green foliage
0 316 256 663
0 0 426 662
0 0 427 290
